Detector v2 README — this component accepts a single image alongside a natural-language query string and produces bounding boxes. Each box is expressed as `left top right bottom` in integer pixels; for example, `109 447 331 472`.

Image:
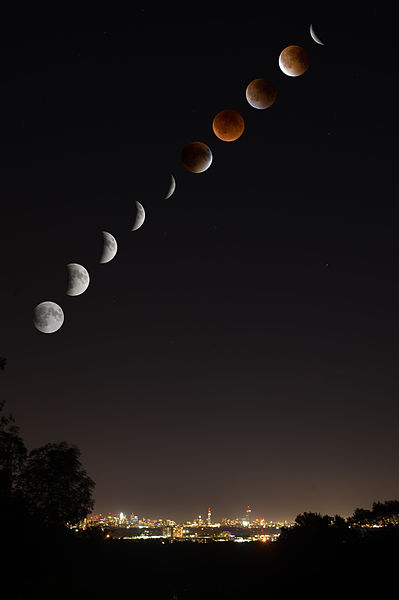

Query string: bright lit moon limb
66 263 90 296
310 23 324 45
181 141 213 173
164 174 176 199
131 201 145 231
278 55 294 77
100 231 118 263
33 301 64 333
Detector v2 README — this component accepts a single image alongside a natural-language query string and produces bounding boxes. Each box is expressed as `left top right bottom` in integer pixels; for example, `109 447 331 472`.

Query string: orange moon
181 141 213 173
246 78 277 109
279 45 310 77
212 109 244 142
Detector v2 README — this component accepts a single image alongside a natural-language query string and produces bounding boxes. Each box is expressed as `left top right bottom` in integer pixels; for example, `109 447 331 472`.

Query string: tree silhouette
349 507 374 526
294 511 332 529
372 500 399 526
349 501 399 527
17 441 95 528
0 400 27 499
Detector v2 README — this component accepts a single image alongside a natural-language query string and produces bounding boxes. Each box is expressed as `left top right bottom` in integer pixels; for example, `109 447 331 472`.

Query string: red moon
212 109 244 142
279 45 310 77
246 78 277 109
181 141 213 173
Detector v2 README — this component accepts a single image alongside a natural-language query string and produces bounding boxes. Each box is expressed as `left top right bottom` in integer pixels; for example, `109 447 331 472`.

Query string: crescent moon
66 263 90 296
33 301 64 333
132 201 145 231
165 174 176 199
310 23 324 45
100 231 118 264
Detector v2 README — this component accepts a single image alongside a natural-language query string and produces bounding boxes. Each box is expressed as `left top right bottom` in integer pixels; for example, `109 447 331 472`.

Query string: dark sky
1 10 399 522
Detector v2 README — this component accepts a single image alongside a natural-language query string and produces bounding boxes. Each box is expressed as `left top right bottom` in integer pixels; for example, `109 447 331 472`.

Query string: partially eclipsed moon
33 301 64 333
279 45 310 77
165 174 176 199
66 263 90 296
310 24 324 45
132 201 145 231
100 231 117 263
246 78 277 109
181 141 213 173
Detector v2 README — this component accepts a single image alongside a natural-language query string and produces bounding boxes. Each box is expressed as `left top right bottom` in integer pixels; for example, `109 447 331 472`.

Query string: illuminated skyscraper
207 507 212 526
242 505 251 526
246 506 251 522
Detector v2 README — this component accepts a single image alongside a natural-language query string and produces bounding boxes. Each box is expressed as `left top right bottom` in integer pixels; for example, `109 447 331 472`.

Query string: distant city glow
73 507 293 543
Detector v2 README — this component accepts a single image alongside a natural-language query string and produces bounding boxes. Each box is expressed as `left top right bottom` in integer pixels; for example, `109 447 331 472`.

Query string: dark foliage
0 400 27 497
17 441 95 528
349 500 399 526
3 527 398 599
0 401 94 536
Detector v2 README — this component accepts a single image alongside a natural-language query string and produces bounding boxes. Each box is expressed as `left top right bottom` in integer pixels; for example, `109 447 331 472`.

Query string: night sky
1 10 399 522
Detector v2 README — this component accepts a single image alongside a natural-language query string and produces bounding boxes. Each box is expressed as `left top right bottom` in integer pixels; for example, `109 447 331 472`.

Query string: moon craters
100 231 118 264
33 301 64 333
66 263 90 296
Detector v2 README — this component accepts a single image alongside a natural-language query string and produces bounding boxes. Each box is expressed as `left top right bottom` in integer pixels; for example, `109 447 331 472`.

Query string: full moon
181 141 213 173
66 263 90 296
279 45 310 77
33 301 64 333
246 78 277 109
212 109 244 141
100 231 118 263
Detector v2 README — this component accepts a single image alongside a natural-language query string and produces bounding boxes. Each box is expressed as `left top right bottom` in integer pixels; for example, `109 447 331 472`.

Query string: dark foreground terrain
4 524 399 599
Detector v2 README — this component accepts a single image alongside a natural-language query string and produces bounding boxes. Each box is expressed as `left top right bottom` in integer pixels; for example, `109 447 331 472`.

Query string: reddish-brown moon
279 45 310 77
181 141 213 173
246 78 277 109
212 109 244 142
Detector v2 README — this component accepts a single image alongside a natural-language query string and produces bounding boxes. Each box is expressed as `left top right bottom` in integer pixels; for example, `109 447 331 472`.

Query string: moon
246 78 277 109
279 45 310 77
165 174 176 199
132 201 145 231
212 109 244 141
310 24 324 45
181 141 213 173
100 231 118 263
66 263 90 296
33 301 64 333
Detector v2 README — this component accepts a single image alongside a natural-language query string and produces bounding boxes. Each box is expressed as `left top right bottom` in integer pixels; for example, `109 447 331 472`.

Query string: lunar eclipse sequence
33 26 322 334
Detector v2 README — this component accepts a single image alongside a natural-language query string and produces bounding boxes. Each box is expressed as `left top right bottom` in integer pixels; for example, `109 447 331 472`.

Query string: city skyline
83 506 288 525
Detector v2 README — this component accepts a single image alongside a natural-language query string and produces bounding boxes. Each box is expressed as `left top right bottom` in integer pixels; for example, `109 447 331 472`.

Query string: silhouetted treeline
5 518 395 599
0 398 94 535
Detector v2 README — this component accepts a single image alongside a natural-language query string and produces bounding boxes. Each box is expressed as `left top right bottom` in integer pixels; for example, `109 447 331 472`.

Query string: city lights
75 507 292 543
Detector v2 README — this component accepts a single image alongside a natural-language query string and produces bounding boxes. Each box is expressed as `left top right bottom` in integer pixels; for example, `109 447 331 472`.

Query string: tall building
242 505 251 526
207 507 212 526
